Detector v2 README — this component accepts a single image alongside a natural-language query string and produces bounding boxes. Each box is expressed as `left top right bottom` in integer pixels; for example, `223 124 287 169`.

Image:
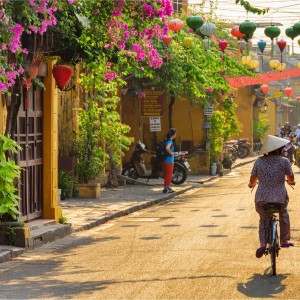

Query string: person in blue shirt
162 128 176 193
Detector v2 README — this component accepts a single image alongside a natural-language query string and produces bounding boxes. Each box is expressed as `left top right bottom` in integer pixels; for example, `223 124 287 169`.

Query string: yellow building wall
43 61 62 222
234 86 255 146
121 89 210 174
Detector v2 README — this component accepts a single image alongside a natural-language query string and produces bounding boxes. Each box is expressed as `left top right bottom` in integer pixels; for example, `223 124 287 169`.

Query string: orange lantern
168 19 184 33
52 65 73 90
231 26 246 40
163 35 172 46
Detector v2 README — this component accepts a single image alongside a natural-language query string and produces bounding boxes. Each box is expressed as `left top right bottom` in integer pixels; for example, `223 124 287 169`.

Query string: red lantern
277 39 287 52
168 19 184 33
261 84 269 94
52 65 73 90
231 26 246 40
163 35 172 46
218 40 228 52
284 87 293 97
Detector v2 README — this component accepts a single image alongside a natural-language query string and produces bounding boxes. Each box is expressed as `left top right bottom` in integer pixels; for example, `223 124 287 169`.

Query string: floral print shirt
251 155 293 204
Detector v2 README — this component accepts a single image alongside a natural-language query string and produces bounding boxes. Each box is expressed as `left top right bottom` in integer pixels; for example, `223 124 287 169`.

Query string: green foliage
235 0 269 15
59 216 68 224
0 135 21 220
5 226 16 245
209 95 242 163
253 117 270 142
58 171 77 199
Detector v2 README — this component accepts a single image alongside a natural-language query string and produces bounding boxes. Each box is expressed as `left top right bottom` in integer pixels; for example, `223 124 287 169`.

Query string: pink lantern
163 35 172 46
218 40 228 52
261 84 269 94
284 87 293 97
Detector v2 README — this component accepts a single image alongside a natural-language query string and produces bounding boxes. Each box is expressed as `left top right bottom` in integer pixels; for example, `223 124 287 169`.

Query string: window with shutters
172 0 182 14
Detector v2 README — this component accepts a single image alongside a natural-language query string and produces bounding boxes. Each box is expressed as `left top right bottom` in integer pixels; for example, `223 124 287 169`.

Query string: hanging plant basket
52 65 73 90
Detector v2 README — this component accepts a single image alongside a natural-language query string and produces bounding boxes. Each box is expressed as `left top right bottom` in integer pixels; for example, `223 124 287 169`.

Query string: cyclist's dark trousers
255 202 290 245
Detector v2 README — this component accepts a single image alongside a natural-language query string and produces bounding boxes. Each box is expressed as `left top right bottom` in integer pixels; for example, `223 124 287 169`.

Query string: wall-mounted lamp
259 102 268 113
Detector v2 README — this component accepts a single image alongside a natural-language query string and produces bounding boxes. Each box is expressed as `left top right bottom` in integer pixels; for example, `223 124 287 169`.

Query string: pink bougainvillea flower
104 71 117 81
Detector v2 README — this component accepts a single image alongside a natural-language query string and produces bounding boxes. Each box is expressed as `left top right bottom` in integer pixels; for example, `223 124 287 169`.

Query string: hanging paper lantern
202 37 211 50
243 32 254 42
298 39 300 47
186 16 204 31
52 64 73 90
296 62 300 69
261 84 269 94
231 26 246 40
293 22 300 35
282 96 288 103
195 27 205 38
163 35 172 46
238 39 247 53
249 60 259 69
284 87 293 97
241 56 251 65
289 99 298 106
269 59 280 69
276 63 286 71
257 40 267 53
264 25 281 40
183 36 193 48
277 39 287 52
239 20 256 35
168 19 184 33
218 40 228 52
199 23 216 37
286 27 298 40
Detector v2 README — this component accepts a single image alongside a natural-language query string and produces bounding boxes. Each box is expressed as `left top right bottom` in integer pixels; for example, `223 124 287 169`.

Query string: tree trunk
5 78 23 139
106 148 120 188
168 95 175 129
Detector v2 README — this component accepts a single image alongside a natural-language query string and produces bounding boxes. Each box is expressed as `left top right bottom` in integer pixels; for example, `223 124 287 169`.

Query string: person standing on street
162 128 176 193
248 135 295 258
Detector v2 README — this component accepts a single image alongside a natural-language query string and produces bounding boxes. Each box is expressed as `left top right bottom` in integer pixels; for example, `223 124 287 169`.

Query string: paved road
0 163 300 299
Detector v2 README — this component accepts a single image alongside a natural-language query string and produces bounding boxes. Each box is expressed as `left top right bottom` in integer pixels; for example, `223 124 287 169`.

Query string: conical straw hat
259 135 289 155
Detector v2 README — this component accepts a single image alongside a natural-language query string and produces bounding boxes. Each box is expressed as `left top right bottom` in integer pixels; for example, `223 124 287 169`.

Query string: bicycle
262 203 281 276
251 182 294 276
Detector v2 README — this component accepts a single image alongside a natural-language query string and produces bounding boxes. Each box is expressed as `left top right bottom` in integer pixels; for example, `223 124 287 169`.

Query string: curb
71 185 196 233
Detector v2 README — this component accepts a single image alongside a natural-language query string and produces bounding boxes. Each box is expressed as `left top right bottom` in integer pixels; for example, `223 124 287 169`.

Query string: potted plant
58 171 77 200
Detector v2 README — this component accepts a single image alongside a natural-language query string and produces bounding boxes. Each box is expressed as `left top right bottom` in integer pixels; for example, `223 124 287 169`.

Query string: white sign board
149 116 161 132
204 107 214 116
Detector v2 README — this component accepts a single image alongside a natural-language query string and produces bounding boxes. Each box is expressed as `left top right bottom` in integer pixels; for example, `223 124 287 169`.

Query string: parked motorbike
121 141 190 185
224 138 250 159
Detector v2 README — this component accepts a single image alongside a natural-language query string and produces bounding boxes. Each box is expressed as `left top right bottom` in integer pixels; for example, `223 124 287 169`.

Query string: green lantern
264 25 281 40
286 27 298 55
264 25 281 57
282 97 288 103
293 22 300 35
195 27 205 38
186 16 204 31
239 20 256 35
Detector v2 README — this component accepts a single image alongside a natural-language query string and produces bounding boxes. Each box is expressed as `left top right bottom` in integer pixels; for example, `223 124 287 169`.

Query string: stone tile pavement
0 155 257 263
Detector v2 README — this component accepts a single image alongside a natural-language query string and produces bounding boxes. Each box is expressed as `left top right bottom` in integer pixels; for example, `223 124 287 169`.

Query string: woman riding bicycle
248 135 295 258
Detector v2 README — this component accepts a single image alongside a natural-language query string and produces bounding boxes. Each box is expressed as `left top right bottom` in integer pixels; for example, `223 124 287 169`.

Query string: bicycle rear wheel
270 246 276 276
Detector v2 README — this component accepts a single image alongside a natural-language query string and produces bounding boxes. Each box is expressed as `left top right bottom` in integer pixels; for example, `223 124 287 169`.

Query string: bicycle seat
262 203 282 213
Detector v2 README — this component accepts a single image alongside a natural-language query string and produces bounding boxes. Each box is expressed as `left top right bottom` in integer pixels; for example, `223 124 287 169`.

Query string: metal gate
15 86 43 221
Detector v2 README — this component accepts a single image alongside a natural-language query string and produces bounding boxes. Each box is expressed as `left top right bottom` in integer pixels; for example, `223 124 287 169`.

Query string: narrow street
0 163 300 299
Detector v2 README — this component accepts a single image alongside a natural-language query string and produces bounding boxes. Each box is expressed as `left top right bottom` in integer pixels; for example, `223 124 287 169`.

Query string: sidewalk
0 156 257 263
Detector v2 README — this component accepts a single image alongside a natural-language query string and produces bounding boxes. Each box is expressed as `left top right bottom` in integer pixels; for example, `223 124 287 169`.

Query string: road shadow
237 273 288 298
